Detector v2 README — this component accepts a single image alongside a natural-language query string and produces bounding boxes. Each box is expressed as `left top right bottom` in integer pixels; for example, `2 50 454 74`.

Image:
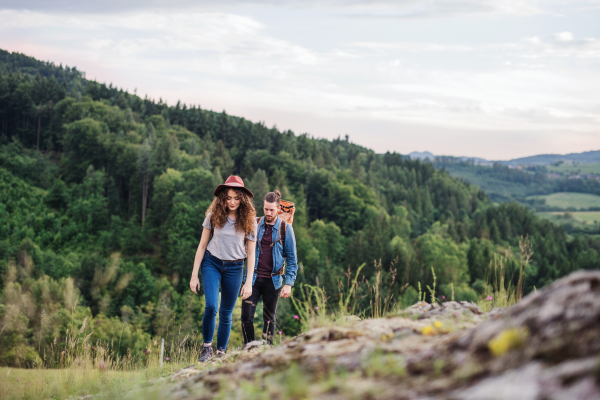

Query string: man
241 190 298 344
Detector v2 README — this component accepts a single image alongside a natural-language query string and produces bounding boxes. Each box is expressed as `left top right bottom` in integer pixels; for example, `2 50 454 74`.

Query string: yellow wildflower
421 325 434 336
488 328 529 357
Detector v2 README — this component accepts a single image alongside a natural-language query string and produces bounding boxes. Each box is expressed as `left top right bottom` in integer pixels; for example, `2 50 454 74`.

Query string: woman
189 175 257 362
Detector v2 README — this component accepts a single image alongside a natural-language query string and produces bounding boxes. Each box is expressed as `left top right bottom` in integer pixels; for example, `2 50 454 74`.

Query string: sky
1 0 599 160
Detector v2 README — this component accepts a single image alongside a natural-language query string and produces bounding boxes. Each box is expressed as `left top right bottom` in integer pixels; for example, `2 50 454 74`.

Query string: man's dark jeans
241 277 282 344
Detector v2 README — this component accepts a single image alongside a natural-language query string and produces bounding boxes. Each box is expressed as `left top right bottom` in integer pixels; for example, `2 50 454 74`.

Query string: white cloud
554 31 574 42
0 0 549 17
520 33 600 59
0 9 319 78
352 41 473 52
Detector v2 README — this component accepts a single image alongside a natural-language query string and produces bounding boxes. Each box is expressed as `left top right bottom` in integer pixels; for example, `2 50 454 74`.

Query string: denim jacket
246 215 298 290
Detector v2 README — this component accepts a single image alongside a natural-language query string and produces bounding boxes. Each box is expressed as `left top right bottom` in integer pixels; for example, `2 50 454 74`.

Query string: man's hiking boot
198 346 214 362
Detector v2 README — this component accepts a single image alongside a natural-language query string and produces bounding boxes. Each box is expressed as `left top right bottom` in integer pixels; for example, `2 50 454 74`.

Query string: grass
476 236 532 312
0 330 225 400
572 212 600 224
0 308 222 400
527 192 600 210
0 366 168 400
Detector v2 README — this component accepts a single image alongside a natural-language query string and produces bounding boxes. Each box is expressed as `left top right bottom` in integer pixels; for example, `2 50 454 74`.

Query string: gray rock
243 340 266 351
403 300 483 319
453 363 543 400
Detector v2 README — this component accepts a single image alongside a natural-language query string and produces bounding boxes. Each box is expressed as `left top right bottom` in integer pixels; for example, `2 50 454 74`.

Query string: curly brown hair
206 188 256 236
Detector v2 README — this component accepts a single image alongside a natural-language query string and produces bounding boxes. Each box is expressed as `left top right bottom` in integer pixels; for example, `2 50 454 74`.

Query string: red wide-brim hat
214 175 254 198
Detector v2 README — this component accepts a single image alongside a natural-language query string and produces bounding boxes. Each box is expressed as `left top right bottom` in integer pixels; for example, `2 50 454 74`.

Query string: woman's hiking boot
198 346 214 362
215 349 227 359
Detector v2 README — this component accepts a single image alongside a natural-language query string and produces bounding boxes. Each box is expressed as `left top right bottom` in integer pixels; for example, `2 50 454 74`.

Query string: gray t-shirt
203 213 257 261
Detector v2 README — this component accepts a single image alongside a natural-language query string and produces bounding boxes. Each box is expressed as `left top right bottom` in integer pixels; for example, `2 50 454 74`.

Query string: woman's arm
190 227 211 295
241 238 256 300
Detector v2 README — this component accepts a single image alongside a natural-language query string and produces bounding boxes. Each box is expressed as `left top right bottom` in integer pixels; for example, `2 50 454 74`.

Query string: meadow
536 211 600 233
546 162 600 175
527 192 600 210
0 366 166 400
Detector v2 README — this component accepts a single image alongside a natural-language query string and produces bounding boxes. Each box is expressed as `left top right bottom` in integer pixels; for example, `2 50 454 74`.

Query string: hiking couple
189 175 298 362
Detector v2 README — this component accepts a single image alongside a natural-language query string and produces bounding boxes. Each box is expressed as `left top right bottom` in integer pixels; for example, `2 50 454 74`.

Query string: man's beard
265 215 276 223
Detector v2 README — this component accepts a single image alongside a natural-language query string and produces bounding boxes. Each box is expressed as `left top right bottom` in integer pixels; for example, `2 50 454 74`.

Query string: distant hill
502 150 600 166
408 151 435 160
409 149 600 166
409 151 489 164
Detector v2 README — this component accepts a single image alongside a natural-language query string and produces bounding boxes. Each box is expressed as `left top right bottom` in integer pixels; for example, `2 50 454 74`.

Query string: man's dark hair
264 190 281 205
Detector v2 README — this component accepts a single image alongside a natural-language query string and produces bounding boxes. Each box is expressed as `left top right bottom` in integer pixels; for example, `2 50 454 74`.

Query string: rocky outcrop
163 271 600 400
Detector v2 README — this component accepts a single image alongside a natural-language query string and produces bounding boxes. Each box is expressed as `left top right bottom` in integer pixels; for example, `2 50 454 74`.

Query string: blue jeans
201 251 244 351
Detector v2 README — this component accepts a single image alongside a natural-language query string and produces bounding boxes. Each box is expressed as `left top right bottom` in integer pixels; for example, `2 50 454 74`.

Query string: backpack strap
280 220 287 251
269 219 286 251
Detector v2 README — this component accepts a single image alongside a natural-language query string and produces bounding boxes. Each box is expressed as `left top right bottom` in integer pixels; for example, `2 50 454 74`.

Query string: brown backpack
279 200 295 225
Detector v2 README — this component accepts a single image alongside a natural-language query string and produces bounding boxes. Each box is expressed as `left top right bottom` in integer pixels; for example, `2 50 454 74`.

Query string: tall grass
290 259 401 331
42 320 206 371
478 236 533 312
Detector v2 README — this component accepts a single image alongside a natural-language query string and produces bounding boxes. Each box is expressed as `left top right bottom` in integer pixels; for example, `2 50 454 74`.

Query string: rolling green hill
434 158 600 209
546 162 600 176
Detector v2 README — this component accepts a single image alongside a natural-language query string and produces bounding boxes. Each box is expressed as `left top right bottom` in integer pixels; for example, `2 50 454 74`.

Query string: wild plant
426 267 437 304
365 259 398 318
289 284 329 331
337 262 366 317
478 236 532 311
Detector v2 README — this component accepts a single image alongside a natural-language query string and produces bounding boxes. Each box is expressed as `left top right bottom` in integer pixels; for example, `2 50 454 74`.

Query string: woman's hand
240 282 253 300
190 276 200 295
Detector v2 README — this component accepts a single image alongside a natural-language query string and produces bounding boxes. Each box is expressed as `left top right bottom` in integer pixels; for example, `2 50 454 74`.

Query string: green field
527 192 600 210
537 211 600 233
546 163 600 175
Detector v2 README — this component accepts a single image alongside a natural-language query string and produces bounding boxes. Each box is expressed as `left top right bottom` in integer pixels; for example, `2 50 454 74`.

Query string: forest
1 49 599 367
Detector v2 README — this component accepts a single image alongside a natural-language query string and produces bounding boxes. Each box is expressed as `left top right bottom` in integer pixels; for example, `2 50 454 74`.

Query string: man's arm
280 224 298 298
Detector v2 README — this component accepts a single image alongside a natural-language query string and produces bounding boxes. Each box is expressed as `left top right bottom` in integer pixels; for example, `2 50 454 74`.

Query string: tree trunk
142 173 148 228
128 188 132 220
37 115 41 151
106 166 110 209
